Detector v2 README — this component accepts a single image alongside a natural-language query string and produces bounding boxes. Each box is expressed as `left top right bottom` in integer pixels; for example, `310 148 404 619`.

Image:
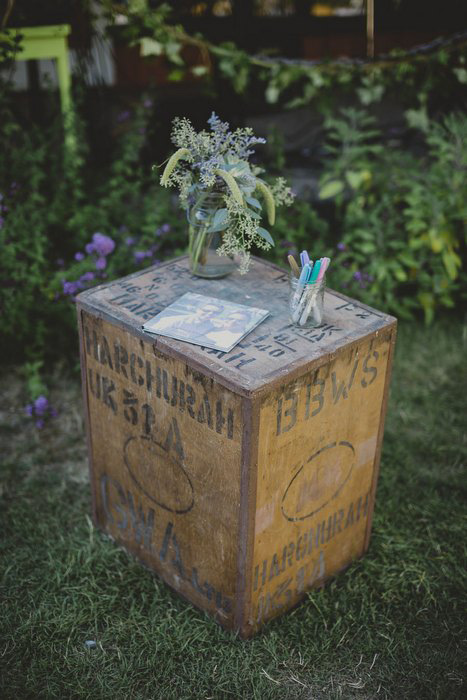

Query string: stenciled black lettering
126 490 155 550
100 474 127 530
186 384 196 419
227 409 234 439
159 521 173 562
114 341 128 379
305 375 325 419
123 389 138 425
276 397 283 436
197 395 212 428
84 326 99 361
130 353 145 386
102 377 117 414
146 359 155 392
99 335 113 370
88 368 101 399
142 403 155 435
331 360 359 403
163 417 185 460
361 351 379 388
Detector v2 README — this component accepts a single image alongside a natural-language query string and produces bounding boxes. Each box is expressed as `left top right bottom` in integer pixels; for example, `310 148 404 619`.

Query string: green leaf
247 208 261 220
191 65 208 77
140 38 163 57
168 69 185 82
358 242 376 254
394 268 408 282
398 252 418 267
257 227 274 246
246 196 261 210
319 180 344 199
442 251 459 280
265 84 280 104
418 292 435 325
405 108 429 132
453 68 467 84
208 208 229 233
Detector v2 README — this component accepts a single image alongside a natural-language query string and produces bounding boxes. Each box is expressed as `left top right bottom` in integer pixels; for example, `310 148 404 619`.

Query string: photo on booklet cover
143 292 269 352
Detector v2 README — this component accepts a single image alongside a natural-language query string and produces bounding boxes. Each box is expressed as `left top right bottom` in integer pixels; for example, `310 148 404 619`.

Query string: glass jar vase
289 273 325 328
187 191 235 279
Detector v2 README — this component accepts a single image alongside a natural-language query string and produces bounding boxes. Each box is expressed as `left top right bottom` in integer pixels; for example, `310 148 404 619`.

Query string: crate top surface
77 256 396 397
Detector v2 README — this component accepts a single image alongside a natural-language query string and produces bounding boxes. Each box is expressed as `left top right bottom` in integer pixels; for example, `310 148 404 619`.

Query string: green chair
14 24 75 150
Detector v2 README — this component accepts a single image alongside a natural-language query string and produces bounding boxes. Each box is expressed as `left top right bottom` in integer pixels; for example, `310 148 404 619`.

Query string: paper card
142 292 270 353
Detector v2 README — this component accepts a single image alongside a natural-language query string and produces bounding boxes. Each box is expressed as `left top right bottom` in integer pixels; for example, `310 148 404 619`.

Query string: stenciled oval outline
281 441 355 522
123 435 194 515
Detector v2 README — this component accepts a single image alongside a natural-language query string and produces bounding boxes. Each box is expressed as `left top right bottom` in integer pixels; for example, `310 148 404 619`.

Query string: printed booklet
143 292 269 353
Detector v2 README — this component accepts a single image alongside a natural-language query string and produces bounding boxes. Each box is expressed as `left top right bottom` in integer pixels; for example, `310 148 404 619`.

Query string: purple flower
337 242 346 252
117 110 130 123
80 271 95 282
35 419 45 430
75 252 85 261
353 271 362 281
34 395 49 416
62 280 79 295
85 242 95 254
95 256 107 270
143 98 153 108
91 233 115 257
161 223 171 233
125 236 135 246
25 404 33 416
134 250 151 263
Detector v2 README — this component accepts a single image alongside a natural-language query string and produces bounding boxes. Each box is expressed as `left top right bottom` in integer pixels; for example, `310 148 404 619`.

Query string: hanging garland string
105 1 467 106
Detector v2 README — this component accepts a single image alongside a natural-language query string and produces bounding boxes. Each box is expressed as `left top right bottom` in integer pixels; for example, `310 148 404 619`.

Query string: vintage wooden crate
76 256 396 637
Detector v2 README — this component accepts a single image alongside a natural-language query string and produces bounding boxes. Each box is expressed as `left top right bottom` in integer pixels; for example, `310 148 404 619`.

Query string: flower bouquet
159 113 294 277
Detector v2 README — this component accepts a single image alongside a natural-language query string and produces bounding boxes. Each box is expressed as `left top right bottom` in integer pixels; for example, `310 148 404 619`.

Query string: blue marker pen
300 250 310 267
292 263 310 306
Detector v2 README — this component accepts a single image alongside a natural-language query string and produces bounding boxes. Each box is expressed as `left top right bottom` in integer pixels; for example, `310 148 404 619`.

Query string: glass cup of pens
288 253 330 328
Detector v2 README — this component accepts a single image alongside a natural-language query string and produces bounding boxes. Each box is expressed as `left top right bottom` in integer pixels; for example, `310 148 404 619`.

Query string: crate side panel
249 327 394 631
81 310 243 627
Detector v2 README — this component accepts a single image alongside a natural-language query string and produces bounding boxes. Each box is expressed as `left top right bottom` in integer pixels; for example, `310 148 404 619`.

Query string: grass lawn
0 319 466 699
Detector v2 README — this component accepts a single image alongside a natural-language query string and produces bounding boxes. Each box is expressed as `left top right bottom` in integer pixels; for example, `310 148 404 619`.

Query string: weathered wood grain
245 328 395 635
76 256 396 637
79 310 243 626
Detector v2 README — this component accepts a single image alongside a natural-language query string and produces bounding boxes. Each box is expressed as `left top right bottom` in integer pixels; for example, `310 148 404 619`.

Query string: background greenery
1 91 465 367
1 320 466 699
1 3 466 393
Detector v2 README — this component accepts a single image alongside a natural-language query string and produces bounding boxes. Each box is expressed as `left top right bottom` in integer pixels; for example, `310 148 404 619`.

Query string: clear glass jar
289 274 325 328
187 191 235 279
